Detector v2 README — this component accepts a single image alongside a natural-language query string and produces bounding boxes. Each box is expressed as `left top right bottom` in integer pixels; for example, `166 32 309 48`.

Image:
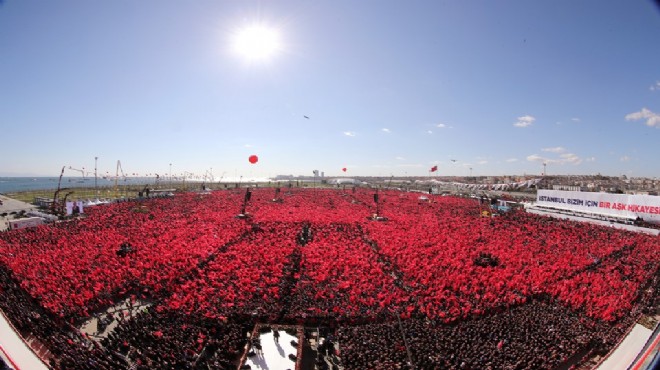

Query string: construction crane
68 166 91 179
51 166 66 213
202 169 221 190
139 183 151 198
182 171 192 191
51 188 71 215
114 160 127 197
50 166 79 216
59 191 74 215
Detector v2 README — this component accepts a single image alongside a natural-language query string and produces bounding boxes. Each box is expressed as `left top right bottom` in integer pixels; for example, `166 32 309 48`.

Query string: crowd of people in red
0 187 657 369
361 191 658 322
286 222 405 322
166 220 298 320
0 192 251 318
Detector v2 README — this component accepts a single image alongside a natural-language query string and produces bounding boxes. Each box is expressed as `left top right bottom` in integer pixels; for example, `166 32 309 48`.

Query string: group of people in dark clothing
0 188 657 369
337 292 658 370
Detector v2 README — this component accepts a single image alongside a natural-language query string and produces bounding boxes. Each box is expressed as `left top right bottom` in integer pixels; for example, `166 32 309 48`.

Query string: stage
244 327 299 370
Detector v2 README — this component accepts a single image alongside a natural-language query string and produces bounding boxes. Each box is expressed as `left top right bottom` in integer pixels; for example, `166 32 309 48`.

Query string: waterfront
0 177 156 194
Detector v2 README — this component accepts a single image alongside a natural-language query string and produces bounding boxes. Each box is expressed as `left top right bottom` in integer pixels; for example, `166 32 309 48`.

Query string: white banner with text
536 190 660 223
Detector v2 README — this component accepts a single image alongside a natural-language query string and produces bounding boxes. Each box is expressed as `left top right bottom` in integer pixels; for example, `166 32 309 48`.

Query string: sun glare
231 25 282 62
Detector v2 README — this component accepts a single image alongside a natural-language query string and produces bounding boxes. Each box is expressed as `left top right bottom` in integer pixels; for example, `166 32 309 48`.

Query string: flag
430 165 438 172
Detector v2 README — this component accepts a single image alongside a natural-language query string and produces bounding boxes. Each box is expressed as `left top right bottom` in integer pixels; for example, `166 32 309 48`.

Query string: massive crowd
0 188 657 369
362 204 659 322
337 300 601 370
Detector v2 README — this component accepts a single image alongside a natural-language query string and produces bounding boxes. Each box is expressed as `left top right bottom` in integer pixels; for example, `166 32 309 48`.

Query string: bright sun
231 25 282 62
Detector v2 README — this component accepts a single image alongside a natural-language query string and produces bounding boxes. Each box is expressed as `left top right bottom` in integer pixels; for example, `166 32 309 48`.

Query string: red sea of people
0 187 658 369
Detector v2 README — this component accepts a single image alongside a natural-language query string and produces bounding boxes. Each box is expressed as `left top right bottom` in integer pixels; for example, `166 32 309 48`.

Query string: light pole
94 156 98 196
169 163 172 188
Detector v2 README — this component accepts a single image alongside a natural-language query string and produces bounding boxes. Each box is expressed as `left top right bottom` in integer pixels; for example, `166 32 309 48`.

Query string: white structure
327 178 359 185
596 324 653 370
8 217 44 230
0 311 49 370
536 190 660 224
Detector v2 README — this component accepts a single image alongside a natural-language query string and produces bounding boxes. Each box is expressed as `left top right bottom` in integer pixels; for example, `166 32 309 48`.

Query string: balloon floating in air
249 155 259 164
342 167 347 172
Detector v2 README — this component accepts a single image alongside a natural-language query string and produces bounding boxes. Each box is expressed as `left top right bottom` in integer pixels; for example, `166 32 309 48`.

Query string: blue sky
1 0 659 178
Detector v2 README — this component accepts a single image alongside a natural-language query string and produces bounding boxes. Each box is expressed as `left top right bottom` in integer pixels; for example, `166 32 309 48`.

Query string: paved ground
0 195 36 214
0 310 49 370
79 298 152 342
0 195 38 232
596 324 653 370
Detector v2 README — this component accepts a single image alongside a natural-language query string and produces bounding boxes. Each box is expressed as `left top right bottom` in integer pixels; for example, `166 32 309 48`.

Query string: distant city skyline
1 1 659 178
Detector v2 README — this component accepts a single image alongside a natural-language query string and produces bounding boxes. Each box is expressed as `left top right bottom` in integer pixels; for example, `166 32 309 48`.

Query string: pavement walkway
0 310 49 370
596 324 653 370
0 195 37 232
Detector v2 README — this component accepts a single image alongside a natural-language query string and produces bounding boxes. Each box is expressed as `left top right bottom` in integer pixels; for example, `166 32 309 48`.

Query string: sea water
0 177 152 194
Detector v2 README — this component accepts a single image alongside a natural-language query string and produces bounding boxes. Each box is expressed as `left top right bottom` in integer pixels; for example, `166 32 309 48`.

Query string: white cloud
650 81 660 91
560 153 582 164
436 123 447 128
513 115 535 128
426 130 433 134
382 128 391 133
477 160 488 165
505 158 518 163
527 154 548 163
244 144 253 148
395 156 405 161
625 108 660 128
542 146 566 153
620 155 631 162
527 150 582 165
343 131 356 137
585 157 596 162
571 117 581 122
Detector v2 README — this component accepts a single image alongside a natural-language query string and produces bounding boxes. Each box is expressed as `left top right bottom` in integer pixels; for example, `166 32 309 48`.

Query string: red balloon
342 167 347 172
248 155 258 164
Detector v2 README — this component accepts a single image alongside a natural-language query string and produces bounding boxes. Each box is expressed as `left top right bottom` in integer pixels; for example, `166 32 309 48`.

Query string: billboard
536 190 660 224
65 201 84 216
